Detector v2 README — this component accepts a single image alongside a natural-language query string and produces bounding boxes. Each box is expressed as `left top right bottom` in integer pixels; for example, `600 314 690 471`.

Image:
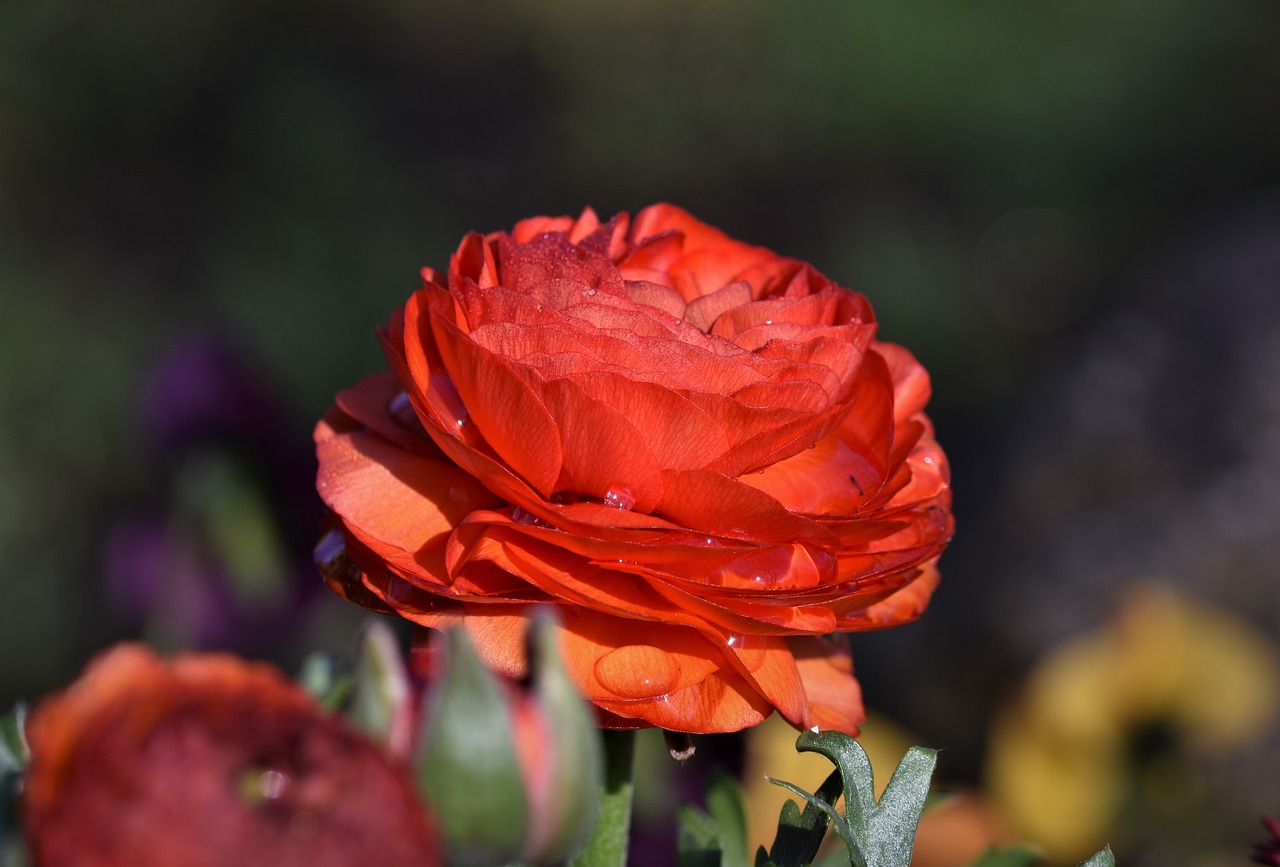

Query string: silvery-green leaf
767 731 937 867
758 767 844 867
1077 846 1115 867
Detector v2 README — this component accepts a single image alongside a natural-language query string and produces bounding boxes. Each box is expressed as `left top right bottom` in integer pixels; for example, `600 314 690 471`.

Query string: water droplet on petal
723 633 768 670
594 645 680 699
259 770 288 800
388 391 418 428
314 530 359 587
585 287 597 297
603 485 636 510
511 506 547 527
447 485 469 504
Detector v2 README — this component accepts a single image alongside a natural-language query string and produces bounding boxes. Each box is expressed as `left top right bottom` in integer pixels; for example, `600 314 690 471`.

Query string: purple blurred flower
104 334 322 654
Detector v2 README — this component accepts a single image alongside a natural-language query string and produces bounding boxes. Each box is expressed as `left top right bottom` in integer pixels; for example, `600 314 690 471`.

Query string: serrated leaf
767 732 937 867
1076 845 1114 867
763 767 844 867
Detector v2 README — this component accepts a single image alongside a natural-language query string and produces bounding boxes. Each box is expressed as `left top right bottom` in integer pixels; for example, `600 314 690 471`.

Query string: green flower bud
348 619 415 759
415 611 605 866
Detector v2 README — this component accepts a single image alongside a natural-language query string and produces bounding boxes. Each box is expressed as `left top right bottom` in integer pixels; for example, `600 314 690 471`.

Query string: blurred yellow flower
986 583 1280 863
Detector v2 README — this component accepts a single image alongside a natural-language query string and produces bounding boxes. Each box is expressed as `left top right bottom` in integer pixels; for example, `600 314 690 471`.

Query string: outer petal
789 635 865 735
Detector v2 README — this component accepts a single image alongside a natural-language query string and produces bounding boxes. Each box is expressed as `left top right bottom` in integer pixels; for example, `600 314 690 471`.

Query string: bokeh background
2 0 1279 864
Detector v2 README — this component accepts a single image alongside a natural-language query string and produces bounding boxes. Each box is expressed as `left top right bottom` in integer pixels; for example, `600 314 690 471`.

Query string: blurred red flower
22 645 438 867
1254 815 1280 866
316 204 952 734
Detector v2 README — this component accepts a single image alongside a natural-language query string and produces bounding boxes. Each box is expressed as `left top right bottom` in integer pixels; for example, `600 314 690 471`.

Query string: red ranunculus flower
315 204 952 734
22 645 438 867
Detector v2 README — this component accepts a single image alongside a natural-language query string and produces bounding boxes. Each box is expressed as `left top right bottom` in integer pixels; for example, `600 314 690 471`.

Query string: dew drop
447 485 469 505
764 319 773 325
511 506 546 527
723 633 767 669
388 390 418 428
259 770 288 800
594 645 680 699
923 455 935 466
584 287 597 297
603 485 636 510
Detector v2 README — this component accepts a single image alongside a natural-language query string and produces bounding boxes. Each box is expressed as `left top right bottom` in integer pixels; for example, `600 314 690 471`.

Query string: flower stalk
571 729 636 867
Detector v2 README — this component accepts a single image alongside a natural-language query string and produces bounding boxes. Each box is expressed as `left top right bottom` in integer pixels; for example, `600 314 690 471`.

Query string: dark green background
2 1 1278 862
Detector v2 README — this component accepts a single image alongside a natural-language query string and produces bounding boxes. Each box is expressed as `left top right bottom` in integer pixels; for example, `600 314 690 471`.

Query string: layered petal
314 204 953 735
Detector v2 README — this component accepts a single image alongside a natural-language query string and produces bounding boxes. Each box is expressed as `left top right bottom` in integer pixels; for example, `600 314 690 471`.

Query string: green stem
571 729 636 867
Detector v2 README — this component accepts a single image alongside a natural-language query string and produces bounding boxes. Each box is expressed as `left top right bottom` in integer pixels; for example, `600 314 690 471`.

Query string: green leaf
966 845 1043 867
678 803 724 867
676 774 750 867
766 732 937 867
1076 846 1115 867
0 705 28 775
706 774 750 867
760 767 844 867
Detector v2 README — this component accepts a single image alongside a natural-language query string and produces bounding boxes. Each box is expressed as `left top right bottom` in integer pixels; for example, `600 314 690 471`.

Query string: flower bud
415 612 604 866
348 619 415 760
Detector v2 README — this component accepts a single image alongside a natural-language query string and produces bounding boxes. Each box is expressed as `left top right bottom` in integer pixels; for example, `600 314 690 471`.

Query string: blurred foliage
1 0 1279 864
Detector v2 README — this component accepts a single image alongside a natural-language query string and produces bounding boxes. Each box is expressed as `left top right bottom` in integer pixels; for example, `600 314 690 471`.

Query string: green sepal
296 652 352 712
416 627 527 867
348 619 411 752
